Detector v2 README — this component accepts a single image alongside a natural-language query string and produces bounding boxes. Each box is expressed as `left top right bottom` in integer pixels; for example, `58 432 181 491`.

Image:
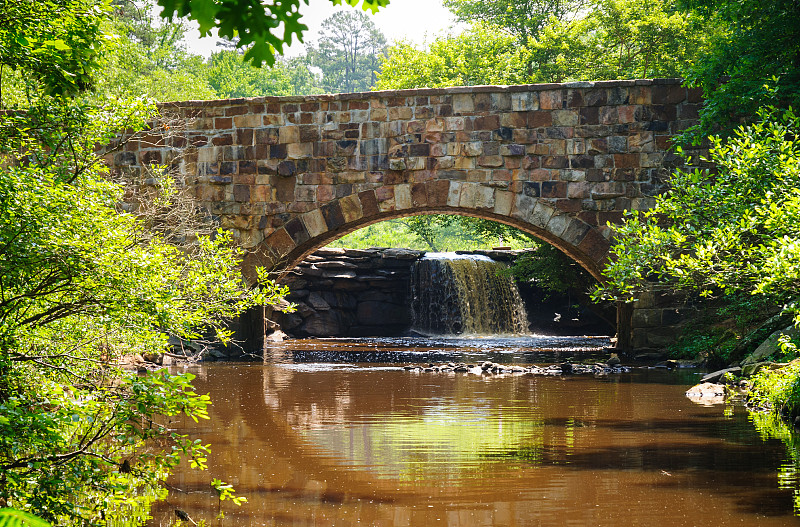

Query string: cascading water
410 253 530 335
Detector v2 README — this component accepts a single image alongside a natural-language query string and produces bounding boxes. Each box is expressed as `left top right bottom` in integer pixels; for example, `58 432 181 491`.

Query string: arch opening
268 211 615 339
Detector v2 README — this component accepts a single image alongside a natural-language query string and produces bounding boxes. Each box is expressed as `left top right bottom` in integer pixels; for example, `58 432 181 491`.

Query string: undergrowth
668 293 781 367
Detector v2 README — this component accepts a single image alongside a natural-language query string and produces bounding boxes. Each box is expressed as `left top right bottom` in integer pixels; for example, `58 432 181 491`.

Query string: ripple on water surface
263 335 614 366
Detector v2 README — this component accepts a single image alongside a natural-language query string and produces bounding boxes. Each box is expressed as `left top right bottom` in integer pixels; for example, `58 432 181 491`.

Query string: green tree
156 0 389 67
0 0 290 522
331 215 534 252
308 10 386 93
678 0 800 141
0 0 107 98
443 0 583 44
376 25 532 90
378 0 713 89
596 107 800 305
98 0 217 101
528 0 715 83
205 49 320 98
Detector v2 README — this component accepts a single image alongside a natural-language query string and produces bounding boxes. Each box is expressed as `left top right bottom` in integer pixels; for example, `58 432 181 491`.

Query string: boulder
295 302 315 317
323 271 358 279
297 265 324 277
685 382 726 406
343 248 379 257
266 329 288 342
280 313 304 330
314 247 346 257
142 352 164 364
316 260 358 270
300 311 344 336
286 288 310 300
741 326 800 365
307 292 331 311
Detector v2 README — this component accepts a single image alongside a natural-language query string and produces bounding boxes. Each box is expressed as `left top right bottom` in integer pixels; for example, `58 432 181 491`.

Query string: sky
183 0 462 57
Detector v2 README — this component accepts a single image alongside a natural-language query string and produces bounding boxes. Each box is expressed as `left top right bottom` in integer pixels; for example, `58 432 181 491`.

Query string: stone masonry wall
110 79 702 283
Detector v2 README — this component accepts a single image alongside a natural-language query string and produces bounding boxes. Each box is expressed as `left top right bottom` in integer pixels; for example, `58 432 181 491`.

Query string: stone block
523 181 540 198
512 92 538 111
442 181 460 208
591 182 626 199
284 217 311 245
541 181 567 198
491 92 511 111
652 85 686 105
493 190 514 216
411 183 428 207
545 213 569 237
321 200 345 230
339 194 363 222
358 190 380 217
475 185 495 209
288 142 313 159
528 111 553 128
388 158 407 171
301 209 327 238
478 155 503 168
539 90 564 110
552 110 579 127
453 94 475 114
561 218 590 245
234 114 262 128
506 191 531 221
628 132 654 153
577 228 610 262
459 182 478 209
395 184 412 210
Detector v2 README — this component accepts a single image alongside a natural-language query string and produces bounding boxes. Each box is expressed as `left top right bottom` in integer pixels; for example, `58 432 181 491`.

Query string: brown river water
148 337 800 526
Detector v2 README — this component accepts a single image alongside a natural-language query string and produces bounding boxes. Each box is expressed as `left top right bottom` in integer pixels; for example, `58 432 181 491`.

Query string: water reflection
149 339 800 526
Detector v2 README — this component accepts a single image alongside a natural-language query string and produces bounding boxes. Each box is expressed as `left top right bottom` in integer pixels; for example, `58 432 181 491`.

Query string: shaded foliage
679 0 800 141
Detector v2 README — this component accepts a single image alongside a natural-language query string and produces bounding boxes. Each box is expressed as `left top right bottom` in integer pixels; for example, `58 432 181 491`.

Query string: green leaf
0 509 50 527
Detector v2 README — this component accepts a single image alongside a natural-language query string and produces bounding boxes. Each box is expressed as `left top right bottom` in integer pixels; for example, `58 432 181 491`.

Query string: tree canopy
377 0 717 89
307 10 386 93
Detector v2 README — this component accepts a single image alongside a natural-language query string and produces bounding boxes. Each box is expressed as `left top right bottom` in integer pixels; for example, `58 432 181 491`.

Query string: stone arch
241 188 611 284
113 79 704 349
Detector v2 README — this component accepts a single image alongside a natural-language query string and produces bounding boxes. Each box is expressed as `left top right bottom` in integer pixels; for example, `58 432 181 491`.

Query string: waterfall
410 253 530 335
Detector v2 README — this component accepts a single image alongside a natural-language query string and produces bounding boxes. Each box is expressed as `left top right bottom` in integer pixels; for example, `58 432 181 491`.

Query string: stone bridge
111 79 702 348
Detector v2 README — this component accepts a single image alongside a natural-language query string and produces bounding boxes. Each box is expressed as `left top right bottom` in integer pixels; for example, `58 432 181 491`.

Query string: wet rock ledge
403 360 630 376
271 247 528 338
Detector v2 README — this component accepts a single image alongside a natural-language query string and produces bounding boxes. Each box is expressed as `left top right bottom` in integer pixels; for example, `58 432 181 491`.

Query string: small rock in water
685 382 727 406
